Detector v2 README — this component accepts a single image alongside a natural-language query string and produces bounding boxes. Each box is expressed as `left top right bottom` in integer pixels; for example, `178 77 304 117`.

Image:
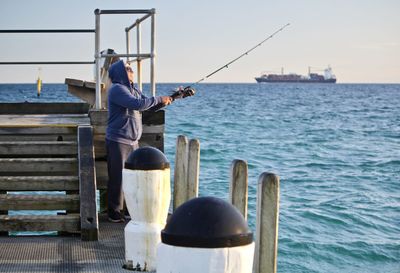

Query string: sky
0 0 399 83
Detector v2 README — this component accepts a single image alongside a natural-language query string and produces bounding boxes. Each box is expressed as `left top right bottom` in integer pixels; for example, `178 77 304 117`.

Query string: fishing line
154 23 290 111
189 23 290 87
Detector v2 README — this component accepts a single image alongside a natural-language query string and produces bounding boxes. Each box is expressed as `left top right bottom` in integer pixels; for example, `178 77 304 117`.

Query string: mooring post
187 139 200 200
229 159 248 220
254 173 280 273
173 135 188 211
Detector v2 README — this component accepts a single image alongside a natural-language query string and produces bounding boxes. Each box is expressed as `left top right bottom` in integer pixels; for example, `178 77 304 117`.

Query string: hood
108 60 130 87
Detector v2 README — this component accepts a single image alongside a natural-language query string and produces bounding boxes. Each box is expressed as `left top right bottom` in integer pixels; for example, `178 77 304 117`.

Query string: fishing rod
192 23 290 86
154 23 291 109
168 23 290 100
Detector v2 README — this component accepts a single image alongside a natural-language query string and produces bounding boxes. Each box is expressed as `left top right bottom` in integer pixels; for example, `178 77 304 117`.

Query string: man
106 60 172 222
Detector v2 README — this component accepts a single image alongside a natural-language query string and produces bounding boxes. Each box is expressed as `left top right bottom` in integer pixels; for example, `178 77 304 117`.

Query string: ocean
1 83 399 273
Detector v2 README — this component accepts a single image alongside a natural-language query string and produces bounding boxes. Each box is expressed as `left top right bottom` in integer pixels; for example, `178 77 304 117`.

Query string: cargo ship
255 66 337 83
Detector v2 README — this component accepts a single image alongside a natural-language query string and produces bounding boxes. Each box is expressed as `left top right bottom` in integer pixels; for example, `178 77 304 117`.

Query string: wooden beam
0 176 79 191
0 214 80 232
0 158 77 174
0 126 76 135
254 173 280 273
0 194 80 211
187 139 200 200
0 141 77 155
0 102 89 115
78 126 99 241
229 159 248 220
0 114 90 127
173 135 188 211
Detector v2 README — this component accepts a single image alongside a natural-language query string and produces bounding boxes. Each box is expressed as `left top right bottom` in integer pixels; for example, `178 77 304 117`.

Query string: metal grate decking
0 219 127 273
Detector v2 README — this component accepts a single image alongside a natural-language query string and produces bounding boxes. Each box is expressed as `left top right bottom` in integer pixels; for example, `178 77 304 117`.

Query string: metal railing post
136 20 143 91
150 9 156 96
94 9 101 109
125 28 130 63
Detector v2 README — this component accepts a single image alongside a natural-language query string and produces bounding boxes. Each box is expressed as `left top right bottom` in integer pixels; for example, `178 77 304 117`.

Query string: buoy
37 67 42 97
37 77 42 97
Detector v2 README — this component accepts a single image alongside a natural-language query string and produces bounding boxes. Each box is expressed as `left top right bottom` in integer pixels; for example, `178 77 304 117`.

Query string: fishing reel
170 86 196 101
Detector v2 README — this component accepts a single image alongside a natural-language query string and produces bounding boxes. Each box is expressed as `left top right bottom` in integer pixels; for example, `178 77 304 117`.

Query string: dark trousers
106 139 138 217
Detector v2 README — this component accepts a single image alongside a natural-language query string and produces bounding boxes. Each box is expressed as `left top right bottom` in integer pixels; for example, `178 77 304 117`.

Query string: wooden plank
91 132 164 159
83 81 98 89
187 139 200 200
95 160 108 190
78 126 99 241
88 109 165 126
0 214 80 232
229 159 248 220
0 126 76 142
66 80 106 108
0 134 76 141
143 110 165 125
93 125 164 134
139 133 164 152
0 114 90 127
173 135 188 211
0 194 80 211
88 109 108 126
0 102 89 115
65 78 84 87
254 173 280 273
0 158 77 174
0 176 79 191
0 141 77 155
93 134 107 159
0 126 77 135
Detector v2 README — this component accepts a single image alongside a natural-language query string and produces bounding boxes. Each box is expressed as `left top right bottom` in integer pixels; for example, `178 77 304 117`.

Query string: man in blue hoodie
106 60 172 222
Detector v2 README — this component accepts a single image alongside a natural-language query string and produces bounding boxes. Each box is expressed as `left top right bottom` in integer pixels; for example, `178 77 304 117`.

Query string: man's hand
160 96 173 106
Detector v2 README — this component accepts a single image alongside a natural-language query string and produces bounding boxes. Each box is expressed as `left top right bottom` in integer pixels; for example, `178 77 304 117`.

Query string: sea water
0 83 399 273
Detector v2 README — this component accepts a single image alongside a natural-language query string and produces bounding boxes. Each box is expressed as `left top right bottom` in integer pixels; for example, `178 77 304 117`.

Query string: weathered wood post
77 126 99 241
173 135 188 210
229 159 248 220
254 173 280 273
187 139 200 200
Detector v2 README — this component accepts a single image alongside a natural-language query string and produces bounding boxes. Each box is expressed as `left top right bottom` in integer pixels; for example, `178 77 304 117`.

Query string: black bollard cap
124 146 170 170
161 196 253 248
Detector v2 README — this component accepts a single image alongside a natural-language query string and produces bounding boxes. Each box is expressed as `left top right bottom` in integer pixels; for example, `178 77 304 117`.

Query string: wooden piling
173 135 188 211
77 126 99 241
187 139 200 200
254 172 280 273
229 159 248 220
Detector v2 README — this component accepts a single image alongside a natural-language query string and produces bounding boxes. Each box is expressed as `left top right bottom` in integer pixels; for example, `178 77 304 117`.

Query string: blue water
1 83 399 273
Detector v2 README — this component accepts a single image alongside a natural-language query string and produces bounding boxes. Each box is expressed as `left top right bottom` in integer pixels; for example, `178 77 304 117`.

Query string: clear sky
0 0 399 83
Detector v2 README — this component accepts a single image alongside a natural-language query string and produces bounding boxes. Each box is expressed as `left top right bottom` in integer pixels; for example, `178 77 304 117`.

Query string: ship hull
255 77 337 83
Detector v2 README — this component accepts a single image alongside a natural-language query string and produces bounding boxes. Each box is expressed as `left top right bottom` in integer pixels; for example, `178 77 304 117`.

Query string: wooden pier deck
0 217 127 273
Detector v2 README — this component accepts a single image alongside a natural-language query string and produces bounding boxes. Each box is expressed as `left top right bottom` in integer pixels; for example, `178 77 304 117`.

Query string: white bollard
157 196 255 273
122 147 171 272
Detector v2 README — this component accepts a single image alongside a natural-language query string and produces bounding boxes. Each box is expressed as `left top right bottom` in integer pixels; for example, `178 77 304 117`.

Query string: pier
0 8 280 273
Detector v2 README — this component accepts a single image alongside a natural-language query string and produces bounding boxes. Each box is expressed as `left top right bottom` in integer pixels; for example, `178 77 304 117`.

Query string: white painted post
229 159 248 220
173 135 188 211
187 139 200 200
254 173 280 273
123 147 171 272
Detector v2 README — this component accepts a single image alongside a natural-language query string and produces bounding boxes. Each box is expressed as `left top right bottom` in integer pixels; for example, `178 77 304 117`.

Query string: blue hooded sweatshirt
106 60 162 145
